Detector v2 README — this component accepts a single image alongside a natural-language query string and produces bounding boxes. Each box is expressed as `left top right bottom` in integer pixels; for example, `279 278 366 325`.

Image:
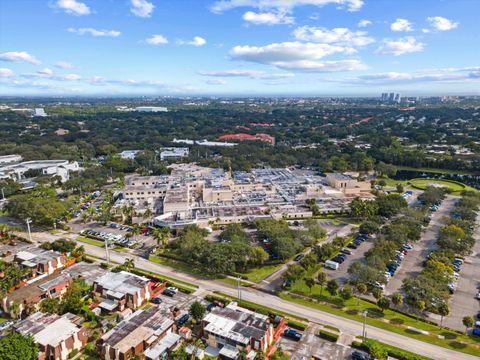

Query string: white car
0 321 14 332
476 292 480 300
167 286 178 294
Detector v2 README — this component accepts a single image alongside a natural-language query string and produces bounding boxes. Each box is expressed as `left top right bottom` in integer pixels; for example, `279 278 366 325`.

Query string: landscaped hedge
352 339 433 360
317 329 339 342
286 319 308 331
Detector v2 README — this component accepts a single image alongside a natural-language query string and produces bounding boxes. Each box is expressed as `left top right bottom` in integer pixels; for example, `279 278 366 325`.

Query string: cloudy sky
0 0 479 96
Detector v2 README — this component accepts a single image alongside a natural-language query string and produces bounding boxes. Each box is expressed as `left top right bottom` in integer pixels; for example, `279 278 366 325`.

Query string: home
14 247 68 277
99 306 175 360
202 302 274 358
92 271 151 312
14 312 88 360
1 272 72 318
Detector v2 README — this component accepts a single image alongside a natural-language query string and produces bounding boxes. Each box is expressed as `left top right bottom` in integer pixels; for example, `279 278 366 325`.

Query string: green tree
0 333 39 360
339 285 353 301
462 316 474 334
372 287 383 300
189 301 206 322
304 277 316 293
438 303 449 328
396 183 404 193
316 271 327 297
326 279 339 296
39 298 61 314
377 297 390 312
363 339 388 360
415 300 426 322
283 264 305 288
391 292 403 308
152 227 171 247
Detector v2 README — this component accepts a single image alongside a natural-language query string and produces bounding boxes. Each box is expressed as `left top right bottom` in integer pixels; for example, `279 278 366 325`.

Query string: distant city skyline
0 0 479 96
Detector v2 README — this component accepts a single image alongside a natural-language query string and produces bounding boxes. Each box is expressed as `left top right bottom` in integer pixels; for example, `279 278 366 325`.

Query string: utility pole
362 310 368 341
25 218 32 242
104 238 110 264
1 188 5 200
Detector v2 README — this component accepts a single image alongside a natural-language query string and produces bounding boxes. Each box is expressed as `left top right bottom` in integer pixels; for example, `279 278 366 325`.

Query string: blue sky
0 0 479 96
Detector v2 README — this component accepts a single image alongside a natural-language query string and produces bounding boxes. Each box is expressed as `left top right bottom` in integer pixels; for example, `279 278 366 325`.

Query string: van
325 260 339 270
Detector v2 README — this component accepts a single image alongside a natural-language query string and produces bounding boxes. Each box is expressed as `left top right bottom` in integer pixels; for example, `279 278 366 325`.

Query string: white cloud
0 68 14 77
333 67 480 85
145 34 169 45
230 41 366 72
0 51 40 65
375 37 424 56
68 27 121 37
358 19 371 28
206 79 227 85
62 73 82 80
198 69 294 79
211 0 364 13
181 36 207 47
242 11 294 25
293 26 374 47
130 0 155 18
55 61 75 69
37 68 54 77
390 18 414 32
427 16 459 31
54 0 91 16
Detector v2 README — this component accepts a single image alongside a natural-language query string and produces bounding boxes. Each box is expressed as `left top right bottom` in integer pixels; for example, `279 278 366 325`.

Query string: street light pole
1 188 4 200
25 218 32 242
237 276 242 300
362 310 368 341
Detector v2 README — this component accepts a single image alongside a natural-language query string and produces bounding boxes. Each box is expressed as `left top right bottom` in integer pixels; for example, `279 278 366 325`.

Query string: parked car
167 286 178 294
151 297 163 304
341 249 353 255
176 314 190 326
0 321 14 332
294 254 305 262
283 328 302 341
351 351 370 360
163 289 176 297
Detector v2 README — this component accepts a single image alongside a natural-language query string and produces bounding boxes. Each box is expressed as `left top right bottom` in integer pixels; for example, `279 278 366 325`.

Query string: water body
392 170 480 190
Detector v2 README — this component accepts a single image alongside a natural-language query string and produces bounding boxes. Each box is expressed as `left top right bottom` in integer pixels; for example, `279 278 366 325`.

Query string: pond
392 170 480 190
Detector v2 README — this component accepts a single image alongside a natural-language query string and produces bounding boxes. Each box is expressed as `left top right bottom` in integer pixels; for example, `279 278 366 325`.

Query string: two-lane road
18 229 479 360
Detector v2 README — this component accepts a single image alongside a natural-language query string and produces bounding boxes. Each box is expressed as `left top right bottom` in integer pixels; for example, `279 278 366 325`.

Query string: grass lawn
281 279 480 356
77 236 104 247
218 276 253 287
235 263 283 283
407 178 477 194
396 165 479 176
113 246 130 253
0 316 8 325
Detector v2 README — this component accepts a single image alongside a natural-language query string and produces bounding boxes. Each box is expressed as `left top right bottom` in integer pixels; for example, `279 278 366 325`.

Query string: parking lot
326 236 374 285
278 325 354 360
443 212 480 330
384 195 458 295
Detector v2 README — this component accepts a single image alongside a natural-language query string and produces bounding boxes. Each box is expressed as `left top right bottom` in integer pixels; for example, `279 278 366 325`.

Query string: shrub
317 329 339 342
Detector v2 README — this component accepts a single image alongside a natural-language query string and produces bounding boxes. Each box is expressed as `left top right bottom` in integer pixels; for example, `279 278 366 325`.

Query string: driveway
384 195 458 295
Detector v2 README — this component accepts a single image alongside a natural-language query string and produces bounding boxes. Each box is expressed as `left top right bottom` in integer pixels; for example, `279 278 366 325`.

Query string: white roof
145 332 181 359
34 317 79 347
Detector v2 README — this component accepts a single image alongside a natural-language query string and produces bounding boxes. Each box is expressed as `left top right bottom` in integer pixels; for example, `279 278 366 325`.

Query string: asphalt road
18 229 478 360
384 195 458 296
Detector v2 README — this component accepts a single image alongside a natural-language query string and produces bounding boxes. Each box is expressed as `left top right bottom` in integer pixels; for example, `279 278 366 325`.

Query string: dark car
294 254 305 262
347 243 358 249
283 328 302 341
163 289 175 297
351 351 370 360
207 303 217 312
176 314 189 326
151 297 163 304
341 249 352 255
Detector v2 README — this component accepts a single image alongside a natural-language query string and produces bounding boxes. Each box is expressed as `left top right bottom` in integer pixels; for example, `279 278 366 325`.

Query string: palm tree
123 258 135 271
152 227 171 247
10 301 20 319
72 245 85 260
131 226 140 243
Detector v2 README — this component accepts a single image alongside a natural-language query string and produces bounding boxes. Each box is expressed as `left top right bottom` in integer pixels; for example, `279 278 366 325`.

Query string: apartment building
326 173 371 194
99 306 174 360
201 302 274 358
14 312 88 360
14 248 68 277
93 271 151 312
